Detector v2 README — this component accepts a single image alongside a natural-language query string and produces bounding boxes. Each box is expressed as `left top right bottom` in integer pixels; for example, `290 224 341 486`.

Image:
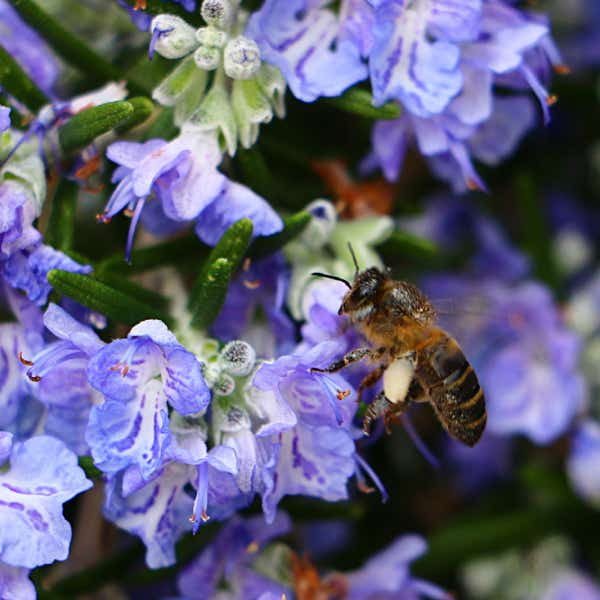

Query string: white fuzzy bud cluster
219 340 256 376
150 15 198 59
223 36 261 80
201 0 234 29
194 27 227 70
150 0 286 154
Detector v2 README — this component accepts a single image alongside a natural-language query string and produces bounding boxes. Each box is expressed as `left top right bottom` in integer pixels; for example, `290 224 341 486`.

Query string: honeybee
311 246 486 447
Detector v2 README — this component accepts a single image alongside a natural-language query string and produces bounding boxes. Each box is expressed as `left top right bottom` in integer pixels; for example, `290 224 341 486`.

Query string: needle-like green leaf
58 101 134 154
44 179 78 252
0 44 48 111
188 219 254 328
48 270 172 327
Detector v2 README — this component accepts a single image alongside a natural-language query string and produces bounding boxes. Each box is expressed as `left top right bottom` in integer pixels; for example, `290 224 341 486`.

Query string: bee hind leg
310 347 372 374
357 366 385 403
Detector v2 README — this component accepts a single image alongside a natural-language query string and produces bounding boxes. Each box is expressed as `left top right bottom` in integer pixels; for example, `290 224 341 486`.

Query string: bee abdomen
429 344 486 447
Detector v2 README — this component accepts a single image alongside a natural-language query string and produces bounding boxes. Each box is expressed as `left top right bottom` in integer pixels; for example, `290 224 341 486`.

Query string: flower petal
0 436 92 568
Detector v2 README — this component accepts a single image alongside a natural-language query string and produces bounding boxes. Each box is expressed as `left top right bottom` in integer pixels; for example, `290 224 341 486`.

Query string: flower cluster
0 0 597 598
248 0 564 189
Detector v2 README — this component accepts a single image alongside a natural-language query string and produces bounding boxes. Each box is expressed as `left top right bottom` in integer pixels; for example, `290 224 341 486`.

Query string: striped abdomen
415 331 486 447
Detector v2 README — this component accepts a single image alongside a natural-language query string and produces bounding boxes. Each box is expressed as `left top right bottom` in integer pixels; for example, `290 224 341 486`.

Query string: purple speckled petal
0 563 35 600
469 96 536 165
162 346 210 415
86 379 170 479
0 324 38 431
3 245 92 307
247 0 368 102
462 2 547 74
0 183 41 260
87 338 162 403
0 433 13 466
104 462 193 568
369 1 463 114
195 181 283 246
129 320 178 346
106 139 167 169
43 303 103 357
0 435 91 568
158 131 226 222
245 385 297 437
262 423 355 523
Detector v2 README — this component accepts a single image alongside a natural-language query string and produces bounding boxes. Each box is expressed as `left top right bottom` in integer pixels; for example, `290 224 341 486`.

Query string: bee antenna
311 272 352 289
347 242 359 276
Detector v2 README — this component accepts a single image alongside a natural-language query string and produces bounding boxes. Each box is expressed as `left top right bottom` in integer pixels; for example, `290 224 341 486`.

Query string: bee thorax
383 357 415 404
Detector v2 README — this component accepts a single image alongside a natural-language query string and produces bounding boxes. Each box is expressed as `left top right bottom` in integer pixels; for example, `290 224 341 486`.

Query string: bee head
338 266 387 320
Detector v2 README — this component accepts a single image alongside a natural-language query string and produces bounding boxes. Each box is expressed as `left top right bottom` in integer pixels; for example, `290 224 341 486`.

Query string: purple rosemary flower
253 341 359 522
0 183 42 262
20 303 104 454
102 130 282 258
0 0 59 96
246 0 371 102
0 432 92 569
211 253 295 357
0 291 45 437
2 245 92 306
567 419 600 507
86 319 210 479
0 562 35 600
362 0 560 189
104 420 238 568
340 534 449 599
177 512 291 599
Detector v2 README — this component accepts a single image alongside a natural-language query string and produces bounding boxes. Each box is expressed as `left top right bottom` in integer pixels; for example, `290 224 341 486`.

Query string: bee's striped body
312 262 487 447
412 330 486 447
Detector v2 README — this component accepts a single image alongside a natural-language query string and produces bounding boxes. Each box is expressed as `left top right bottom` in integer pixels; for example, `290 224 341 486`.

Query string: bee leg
357 366 385 403
310 347 372 374
383 404 409 434
363 391 392 436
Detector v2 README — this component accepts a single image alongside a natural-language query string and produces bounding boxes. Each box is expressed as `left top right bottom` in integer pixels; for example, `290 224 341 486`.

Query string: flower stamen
18 351 34 366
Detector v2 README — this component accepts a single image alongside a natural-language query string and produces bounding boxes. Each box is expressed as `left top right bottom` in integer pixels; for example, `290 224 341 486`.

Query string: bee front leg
310 347 372 374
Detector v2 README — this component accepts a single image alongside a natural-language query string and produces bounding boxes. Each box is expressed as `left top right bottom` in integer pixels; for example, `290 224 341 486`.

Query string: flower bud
196 26 227 49
201 0 233 29
194 45 221 71
213 372 236 396
219 340 256 376
224 36 261 80
150 15 198 59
